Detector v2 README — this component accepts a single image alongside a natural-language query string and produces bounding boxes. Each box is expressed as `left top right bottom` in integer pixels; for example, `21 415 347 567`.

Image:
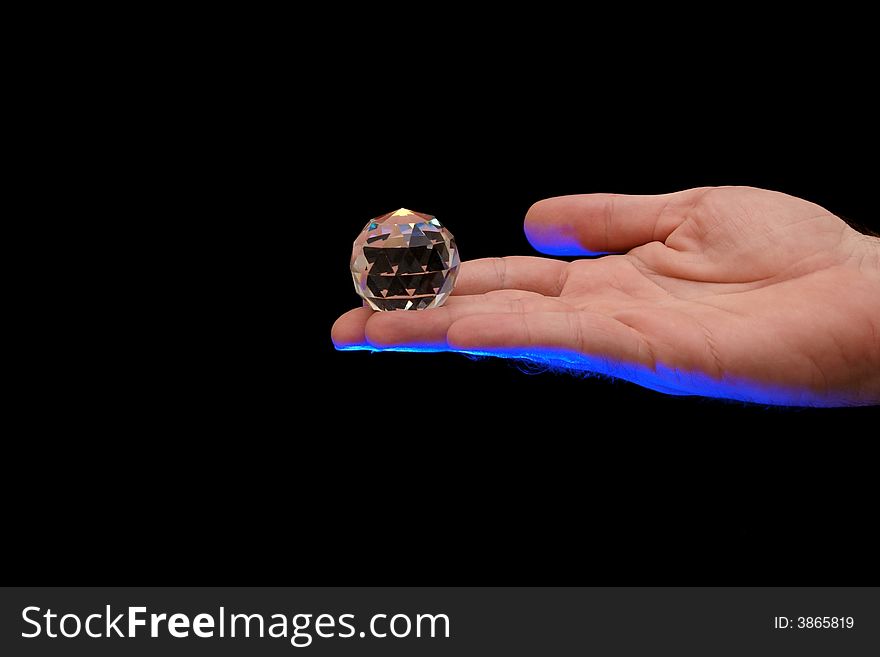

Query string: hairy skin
333 187 880 406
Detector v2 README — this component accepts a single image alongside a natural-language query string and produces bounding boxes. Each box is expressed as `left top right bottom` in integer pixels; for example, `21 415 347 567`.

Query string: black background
10 21 879 588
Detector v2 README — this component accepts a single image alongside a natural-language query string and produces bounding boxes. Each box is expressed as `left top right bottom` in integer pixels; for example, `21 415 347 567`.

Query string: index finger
453 256 568 296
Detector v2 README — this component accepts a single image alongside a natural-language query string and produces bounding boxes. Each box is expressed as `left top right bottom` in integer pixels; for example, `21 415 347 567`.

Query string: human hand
332 187 880 406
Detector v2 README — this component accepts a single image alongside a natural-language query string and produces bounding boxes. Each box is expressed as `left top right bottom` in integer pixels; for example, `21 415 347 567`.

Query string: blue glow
335 343 448 353
334 340 832 406
524 226 608 257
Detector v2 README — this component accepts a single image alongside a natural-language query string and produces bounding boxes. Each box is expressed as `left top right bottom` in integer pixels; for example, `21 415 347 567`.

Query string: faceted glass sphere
350 208 460 311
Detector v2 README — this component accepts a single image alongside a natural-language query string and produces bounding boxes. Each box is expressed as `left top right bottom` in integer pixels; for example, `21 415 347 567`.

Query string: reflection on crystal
350 208 459 311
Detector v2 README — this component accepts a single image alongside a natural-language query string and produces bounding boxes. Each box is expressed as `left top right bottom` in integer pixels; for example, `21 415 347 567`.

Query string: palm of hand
333 187 880 406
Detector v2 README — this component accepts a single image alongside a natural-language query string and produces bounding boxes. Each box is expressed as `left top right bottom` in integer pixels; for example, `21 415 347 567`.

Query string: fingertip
363 312 400 349
447 314 510 351
446 319 477 351
364 309 449 350
331 307 373 350
524 197 597 256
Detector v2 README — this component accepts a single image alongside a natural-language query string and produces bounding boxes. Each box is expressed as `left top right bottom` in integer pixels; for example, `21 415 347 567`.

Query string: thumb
524 188 710 255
